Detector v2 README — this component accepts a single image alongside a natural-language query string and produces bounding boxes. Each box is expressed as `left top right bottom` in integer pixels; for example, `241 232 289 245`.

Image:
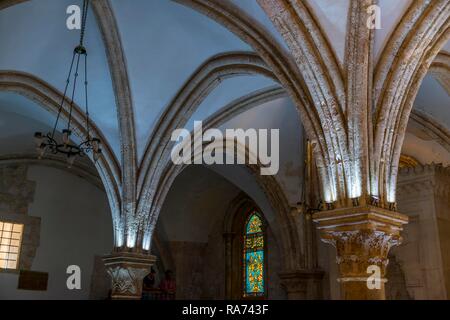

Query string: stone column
103 252 157 300
279 269 324 300
313 206 408 300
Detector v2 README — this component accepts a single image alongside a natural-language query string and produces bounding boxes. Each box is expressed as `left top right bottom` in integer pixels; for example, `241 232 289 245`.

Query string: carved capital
324 230 400 278
103 252 157 300
313 206 408 299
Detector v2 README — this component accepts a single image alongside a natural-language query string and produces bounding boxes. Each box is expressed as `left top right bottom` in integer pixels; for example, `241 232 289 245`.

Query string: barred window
0 222 24 270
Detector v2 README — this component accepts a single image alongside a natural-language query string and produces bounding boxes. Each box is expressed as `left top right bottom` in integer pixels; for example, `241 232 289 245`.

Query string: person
142 268 156 300
159 270 176 300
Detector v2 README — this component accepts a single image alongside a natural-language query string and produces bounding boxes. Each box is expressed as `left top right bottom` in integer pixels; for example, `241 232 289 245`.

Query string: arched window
242 211 266 298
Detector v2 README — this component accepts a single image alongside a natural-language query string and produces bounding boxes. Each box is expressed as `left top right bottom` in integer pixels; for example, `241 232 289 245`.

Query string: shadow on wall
385 254 412 300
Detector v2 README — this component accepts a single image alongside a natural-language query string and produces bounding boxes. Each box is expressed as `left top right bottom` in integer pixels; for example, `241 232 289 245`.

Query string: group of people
142 269 176 300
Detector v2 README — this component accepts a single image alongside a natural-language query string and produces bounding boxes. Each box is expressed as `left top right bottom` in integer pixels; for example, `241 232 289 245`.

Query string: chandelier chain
52 52 76 139
79 0 89 46
84 52 90 140
67 50 82 133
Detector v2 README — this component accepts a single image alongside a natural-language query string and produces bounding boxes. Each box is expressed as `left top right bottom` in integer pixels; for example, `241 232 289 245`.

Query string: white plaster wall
0 165 113 300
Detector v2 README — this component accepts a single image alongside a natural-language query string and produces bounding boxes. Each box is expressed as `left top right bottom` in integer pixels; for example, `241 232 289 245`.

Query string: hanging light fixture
34 0 101 168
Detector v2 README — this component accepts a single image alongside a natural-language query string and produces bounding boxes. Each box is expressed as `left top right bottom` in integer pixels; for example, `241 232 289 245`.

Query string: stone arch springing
0 153 103 189
0 0 139 250
142 134 301 272
135 52 300 255
373 0 450 205
137 51 277 197
429 51 450 95
174 0 348 205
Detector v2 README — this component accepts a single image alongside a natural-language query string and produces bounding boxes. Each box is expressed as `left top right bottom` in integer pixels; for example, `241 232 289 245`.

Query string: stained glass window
243 212 265 297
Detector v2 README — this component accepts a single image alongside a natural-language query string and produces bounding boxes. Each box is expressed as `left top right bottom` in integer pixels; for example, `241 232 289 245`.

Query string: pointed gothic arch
223 195 268 299
0 70 122 246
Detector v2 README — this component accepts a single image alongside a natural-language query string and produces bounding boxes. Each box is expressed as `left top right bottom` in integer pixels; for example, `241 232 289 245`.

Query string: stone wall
317 240 340 300
0 164 113 299
163 213 285 300
385 254 411 300
0 165 40 271
393 164 450 299
169 241 208 299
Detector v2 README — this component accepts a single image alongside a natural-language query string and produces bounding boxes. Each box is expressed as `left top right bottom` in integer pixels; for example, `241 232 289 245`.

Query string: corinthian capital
313 205 408 299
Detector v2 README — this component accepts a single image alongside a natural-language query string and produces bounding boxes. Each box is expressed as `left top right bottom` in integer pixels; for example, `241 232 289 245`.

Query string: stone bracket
313 205 408 235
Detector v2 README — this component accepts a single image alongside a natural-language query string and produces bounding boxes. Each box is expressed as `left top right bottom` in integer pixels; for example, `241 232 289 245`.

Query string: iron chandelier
34 0 101 167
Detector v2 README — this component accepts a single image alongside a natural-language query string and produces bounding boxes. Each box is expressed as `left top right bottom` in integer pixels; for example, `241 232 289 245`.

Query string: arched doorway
153 165 286 299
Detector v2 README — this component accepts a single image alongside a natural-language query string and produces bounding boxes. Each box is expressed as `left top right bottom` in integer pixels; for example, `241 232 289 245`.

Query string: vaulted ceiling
0 0 448 205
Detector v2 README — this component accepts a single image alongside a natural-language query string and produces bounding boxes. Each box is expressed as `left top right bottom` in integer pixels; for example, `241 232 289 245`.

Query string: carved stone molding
137 51 276 209
430 51 450 95
329 230 400 278
373 0 449 205
313 206 408 300
409 108 450 153
135 86 302 271
91 0 138 248
149 141 300 271
0 0 26 10
103 252 157 300
175 0 341 210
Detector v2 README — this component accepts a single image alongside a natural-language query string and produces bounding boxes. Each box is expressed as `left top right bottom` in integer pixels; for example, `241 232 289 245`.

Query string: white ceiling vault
231 0 417 66
0 0 448 206
109 0 279 159
0 0 120 157
305 0 415 64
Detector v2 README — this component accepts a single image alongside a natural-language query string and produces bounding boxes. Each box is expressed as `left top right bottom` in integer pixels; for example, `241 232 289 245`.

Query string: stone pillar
279 269 324 300
103 252 157 300
313 206 408 300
